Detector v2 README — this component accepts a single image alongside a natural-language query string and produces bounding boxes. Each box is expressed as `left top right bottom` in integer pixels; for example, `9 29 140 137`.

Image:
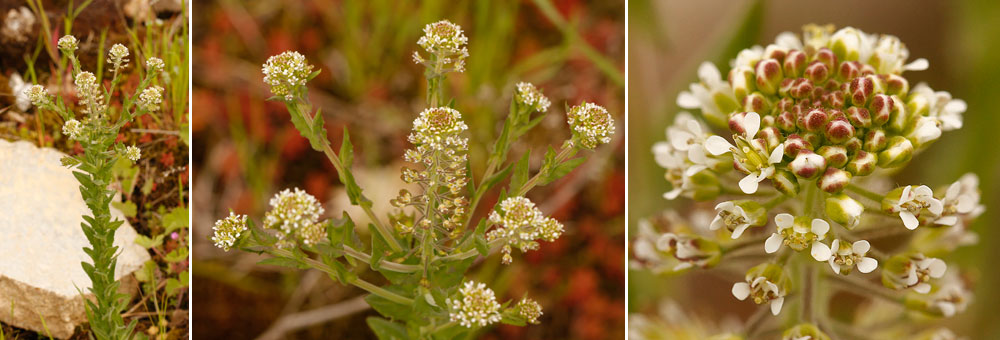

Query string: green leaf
61 156 81 167
165 271 189 295
541 157 586 185
366 317 408 340
163 246 188 263
509 150 531 192
480 162 512 194
474 233 489 257
340 127 354 168
111 201 137 217
310 108 328 151
370 224 389 271
134 234 164 249
162 207 189 232
365 288 413 322
179 123 190 146
257 257 307 269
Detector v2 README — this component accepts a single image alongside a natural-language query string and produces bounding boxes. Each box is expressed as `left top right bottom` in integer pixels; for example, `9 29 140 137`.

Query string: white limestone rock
0 139 150 338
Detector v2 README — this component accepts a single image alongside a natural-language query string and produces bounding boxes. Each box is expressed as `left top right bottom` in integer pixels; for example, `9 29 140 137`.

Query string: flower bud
804 61 830 84
878 136 914 168
656 233 723 270
887 95 910 133
776 111 797 132
846 107 871 128
884 74 909 96
844 137 863 154
837 60 862 80
801 109 828 132
783 50 807 77
823 89 847 109
782 323 831 340
818 145 848 168
758 127 782 149
824 118 855 144
846 150 877 176
826 194 864 229
863 129 888 152
815 47 838 71
801 132 822 148
742 92 771 113
729 66 756 101
818 167 851 193
869 94 893 126
783 134 812 158
849 76 874 107
754 59 783 95
790 150 826 179
772 169 800 196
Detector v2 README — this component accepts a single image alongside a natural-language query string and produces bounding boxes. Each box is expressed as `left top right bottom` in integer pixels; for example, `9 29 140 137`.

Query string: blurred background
629 0 1000 338
191 0 624 339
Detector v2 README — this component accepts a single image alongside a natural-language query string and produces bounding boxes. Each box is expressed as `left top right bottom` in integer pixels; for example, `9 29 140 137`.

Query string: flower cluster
515 298 543 324
514 82 550 113
23 84 51 107
107 43 130 70
634 25 983 338
74 71 104 114
57 35 78 52
446 281 502 328
212 212 248 251
566 102 615 149
487 197 564 265
395 107 470 238
146 57 165 73
263 188 325 246
125 145 141 162
262 50 314 101
413 20 469 73
62 119 83 140
139 86 164 112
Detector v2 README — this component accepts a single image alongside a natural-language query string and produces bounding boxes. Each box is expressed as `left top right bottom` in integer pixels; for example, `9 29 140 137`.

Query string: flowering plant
26 36 166 339
632 25 982 339
213 20 614 338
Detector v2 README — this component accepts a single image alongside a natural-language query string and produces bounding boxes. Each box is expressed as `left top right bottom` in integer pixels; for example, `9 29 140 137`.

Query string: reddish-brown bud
755 59 783 95
790 150 827 179
864 129 888 152
838 61 862 81
884 74 909 97
818 167 852 193
784 50 808 77
846 150 877 176
846 107 871 128
743 92 770 113
818 145 849 168
849 76 874 107
869 94 893 126
815 48 837 70
802 109 829 132
825 118 855 144
783 134 813 158
804 61 830 84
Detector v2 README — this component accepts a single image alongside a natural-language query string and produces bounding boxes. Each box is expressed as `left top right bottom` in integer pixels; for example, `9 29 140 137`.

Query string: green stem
342 245 420 273
847 183 885 203
290 102 403 253
824 272 902 304
436 239 504 263
271 249 414 305
515 143 573 197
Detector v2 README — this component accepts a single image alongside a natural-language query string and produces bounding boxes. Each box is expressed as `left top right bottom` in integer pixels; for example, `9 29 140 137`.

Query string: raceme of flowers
263 187 325 246
413 19 469 73
262 50 314 101
638 24 982 338
487 196 564 265
393 106 471 239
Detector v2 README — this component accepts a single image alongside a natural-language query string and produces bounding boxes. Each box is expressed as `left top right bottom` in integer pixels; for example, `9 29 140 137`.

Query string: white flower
653 113 720 199
212 212 248 251
262 50 314 100
910 83 966 131
125 145 141 162
146 57 165 73
889 185 943 230
515 82 550 113
926 270 970 317
655 232 719 271
57 35 78 51
107 43 130 68
732 264 789 316
566 102 615 149
764 214 832 261
830 26 877 62
677 62 737 123
138 86 164 112
263 188 324 241
62 119 83 140
936 173 984 226
909 116 942 145
907 257 948 294
447 281 502 328
705 112 785 194
870 35 928 74
488 196 563 265
827 239 878 275
709 201 762 239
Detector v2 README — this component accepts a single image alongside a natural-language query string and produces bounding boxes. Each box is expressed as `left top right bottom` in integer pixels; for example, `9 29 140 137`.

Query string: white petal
687 147 708 164
732 282 751 300
683 164 707 178
775 213 794 229
764 233 783 253
710 215 725 231
852 240 871 255
811 241 832 261
946 99 968 114
927 198 944 215
673 262 694 271
900 211 919 230
914 283 931 294
811 219 830 237
927 259 947 278
698 61 722 83
677 91 700 108
770 297 784 315
903 58 929 71
945 182 962 201
744 112 761 139
663 188 682 200
900 185 912 201
938 302 956 317
858 257 878 273
738 173 761 194
829 259 841 274
731 225 749 239
935 215 958 226
768 143 785 164
705 136 735 155
670 130 696 150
